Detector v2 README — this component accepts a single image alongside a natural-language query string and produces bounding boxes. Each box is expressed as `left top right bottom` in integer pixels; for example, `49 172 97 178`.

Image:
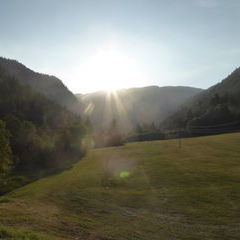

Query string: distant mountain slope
76 86 202 132
161 67 240 134
0 57 82 113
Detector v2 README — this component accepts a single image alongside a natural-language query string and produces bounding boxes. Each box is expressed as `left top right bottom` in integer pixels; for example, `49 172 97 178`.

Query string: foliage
0 57 82 114
0 71 86 179
0 120 12 177
126 122 165 142
161 67 240 136
105 119 124 147
93 119 124 147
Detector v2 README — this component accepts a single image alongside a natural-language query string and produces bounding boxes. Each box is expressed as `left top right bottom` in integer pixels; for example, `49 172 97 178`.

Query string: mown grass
1 133 240 239
0 225 55 239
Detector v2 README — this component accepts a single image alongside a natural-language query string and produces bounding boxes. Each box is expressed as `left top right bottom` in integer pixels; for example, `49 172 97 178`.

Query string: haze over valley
1 1 240 239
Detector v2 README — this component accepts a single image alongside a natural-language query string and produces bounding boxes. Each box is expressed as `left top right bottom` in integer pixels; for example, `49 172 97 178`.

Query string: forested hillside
0 69 87 194
161 67 240 136
0 57 82 114
77 86 202 133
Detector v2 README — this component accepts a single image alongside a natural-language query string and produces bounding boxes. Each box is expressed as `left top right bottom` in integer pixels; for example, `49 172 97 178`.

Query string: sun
73 46 142 93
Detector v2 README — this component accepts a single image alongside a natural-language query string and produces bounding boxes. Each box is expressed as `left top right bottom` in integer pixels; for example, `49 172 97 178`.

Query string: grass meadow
1 133 240 239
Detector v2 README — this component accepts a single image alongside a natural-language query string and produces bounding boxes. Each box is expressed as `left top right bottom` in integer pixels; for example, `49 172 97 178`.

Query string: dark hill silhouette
161 67 240 135
0 67 86 194
0 57 82 114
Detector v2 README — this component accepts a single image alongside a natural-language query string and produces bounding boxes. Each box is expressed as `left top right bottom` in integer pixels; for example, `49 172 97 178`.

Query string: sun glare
73 47 142 93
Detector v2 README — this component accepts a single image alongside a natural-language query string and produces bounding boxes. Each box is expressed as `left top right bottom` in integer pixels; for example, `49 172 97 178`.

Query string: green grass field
1 133 240 239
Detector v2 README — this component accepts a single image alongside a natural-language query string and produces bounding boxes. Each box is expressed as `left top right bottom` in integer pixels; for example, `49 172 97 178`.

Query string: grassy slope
1 133 240 239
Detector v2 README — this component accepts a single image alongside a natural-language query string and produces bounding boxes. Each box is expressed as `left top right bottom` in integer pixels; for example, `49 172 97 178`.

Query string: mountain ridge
0 57 82 114
77 85 203 96
76 85 203 132
161 67 240 133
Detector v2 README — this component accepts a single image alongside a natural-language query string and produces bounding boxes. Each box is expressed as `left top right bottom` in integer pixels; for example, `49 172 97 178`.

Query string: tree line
0 71 87 192
161 92 240 137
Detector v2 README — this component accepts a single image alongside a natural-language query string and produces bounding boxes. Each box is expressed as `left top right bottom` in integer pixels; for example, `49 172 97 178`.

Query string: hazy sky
1 0 240 93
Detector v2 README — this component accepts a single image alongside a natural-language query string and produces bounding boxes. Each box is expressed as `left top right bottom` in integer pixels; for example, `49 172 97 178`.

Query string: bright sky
1 0 240 93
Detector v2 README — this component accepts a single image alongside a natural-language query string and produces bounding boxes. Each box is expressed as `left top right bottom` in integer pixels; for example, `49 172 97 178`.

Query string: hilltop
0 57 82 114
162 67 240 134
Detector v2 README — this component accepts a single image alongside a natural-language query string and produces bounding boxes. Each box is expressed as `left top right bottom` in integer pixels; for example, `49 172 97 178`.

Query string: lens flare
120 171 131 179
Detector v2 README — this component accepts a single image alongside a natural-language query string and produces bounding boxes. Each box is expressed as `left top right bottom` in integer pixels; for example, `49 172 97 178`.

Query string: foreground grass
1 133 240 239
0 225 55 240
